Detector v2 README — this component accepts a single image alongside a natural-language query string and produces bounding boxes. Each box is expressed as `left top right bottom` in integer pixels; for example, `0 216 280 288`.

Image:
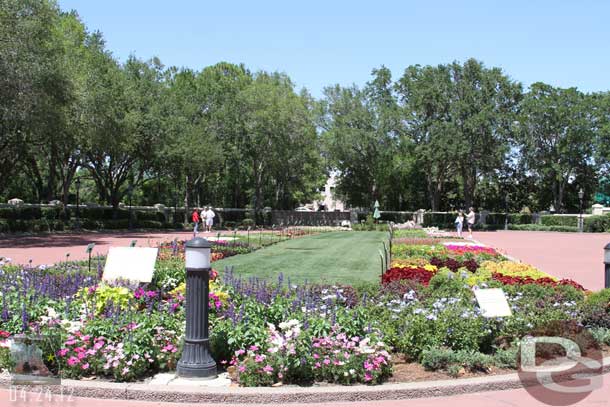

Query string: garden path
0 230 224 265
473 230 610 291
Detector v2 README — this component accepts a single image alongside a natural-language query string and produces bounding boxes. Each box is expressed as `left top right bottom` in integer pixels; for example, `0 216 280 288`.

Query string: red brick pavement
473 230 610 291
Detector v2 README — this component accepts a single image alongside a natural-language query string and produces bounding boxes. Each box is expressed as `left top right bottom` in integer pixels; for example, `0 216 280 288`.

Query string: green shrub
484 213 507 225
423 212 455 227
421 347 495 372
508 224 578 232
379 211 413 223
41 207 63 220
584 214 610 233
509 213 533 225
540 215 578 227
102 219 130 229
589 328 610 346
421 347 456 370
241 218 255 228
136 210 166 222
492 347 518 369
138 220 163 229
586 289 610 308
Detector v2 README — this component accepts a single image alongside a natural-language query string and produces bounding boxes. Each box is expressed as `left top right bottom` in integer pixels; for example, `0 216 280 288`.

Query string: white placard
474 288 512 318
102 247 158 283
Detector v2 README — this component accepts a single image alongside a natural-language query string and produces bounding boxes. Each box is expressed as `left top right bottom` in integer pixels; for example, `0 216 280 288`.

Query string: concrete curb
2 357 609 404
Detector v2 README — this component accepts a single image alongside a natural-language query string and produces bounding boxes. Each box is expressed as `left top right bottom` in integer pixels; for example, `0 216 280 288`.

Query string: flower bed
0 232 607 385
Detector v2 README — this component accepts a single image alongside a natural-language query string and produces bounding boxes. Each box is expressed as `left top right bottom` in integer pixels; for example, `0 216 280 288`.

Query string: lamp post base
176 360 217 379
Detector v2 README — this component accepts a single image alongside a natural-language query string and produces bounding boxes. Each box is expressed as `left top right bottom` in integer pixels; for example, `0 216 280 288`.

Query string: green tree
238 72 322 212
396 64 458 210
518 83 596 212
320 67 400 209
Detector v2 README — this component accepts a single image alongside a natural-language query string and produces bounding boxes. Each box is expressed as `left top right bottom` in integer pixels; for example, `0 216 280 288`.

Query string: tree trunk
253 160 263 213
184 174 190 224
461 166 477 209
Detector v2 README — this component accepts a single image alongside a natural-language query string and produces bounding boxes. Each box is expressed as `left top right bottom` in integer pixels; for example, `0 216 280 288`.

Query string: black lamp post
75 177 81 229
504 194 509 231
578 188 584 233
177 237 217 378
604 243 610 289
127 184 134 230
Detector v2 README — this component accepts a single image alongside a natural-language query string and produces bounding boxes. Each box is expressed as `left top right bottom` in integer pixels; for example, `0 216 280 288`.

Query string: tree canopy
1 0 609 214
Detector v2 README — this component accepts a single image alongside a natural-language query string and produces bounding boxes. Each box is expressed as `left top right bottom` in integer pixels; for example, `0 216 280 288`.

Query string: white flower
349 369 356 375
344 371 349 377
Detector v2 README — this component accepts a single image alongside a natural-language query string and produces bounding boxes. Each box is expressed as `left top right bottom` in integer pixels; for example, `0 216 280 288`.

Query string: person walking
466 207 476 239
191 208 201 236
204 206 215 232
455 210 464 238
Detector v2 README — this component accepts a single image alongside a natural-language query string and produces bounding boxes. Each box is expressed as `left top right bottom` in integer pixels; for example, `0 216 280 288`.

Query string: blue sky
58 0 610 98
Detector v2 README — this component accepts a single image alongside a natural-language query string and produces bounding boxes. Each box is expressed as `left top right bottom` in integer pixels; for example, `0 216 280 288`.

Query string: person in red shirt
192 208 200 236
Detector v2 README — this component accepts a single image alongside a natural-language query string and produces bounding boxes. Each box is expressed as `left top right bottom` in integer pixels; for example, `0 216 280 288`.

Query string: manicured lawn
213 231 387 284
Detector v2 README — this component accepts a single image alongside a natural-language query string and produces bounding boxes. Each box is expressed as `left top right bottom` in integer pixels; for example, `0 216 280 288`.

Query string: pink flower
77 352 86 360
364 361 373 371
65 339 77 346
122 367 130 375
133 287 145 299
364 373 373 382
81 363 89 370
263 365 274 374
58 348 69 357
254 354 265 363
249 345 259 351
235 349 246 356
238 365 246 373
67 356 79 367
314 362 321 369
146 290 157 298
313 353 319 359
323 359 330 365
82 335 91 342
94 341 105 350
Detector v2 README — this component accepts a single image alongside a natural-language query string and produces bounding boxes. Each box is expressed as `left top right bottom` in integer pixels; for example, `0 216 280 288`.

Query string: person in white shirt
466 207 476 238
204 206 215 232
455 210 464 238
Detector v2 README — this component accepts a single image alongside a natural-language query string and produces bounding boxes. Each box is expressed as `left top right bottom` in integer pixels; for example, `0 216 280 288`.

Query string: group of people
191 206 216 235
454 207 476 238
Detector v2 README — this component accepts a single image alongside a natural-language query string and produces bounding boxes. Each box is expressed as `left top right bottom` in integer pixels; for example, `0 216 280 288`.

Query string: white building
313 173 347 211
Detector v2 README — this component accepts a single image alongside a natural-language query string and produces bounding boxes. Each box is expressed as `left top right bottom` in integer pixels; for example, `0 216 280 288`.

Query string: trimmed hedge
540 215 578 227
379 211 414 223
0 206 179 234
584 214 610 233
508 224 579 233
423 213 455 227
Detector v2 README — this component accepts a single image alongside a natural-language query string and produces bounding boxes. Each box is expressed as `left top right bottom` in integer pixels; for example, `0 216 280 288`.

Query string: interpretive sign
474 288 512 318
102 247 158 282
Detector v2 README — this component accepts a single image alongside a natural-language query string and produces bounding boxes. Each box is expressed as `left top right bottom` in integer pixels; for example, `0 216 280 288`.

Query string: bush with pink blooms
309 330 392 384
230 320 392 386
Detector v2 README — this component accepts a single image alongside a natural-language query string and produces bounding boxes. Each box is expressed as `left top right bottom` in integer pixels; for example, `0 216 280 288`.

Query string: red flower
492 273 584 291
0 330 10 338
382 267 435 286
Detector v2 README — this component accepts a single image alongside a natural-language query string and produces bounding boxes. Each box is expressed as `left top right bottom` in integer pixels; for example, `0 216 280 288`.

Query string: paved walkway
0 231 227 265
1 374 609 406
473 230 610 291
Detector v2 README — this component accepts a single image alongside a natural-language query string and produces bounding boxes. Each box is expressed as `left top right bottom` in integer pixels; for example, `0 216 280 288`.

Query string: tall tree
83 54 165 209
396 64 457 210
239 72 322 212
448 59 522 208
320 68 400 209
518 83 596 212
